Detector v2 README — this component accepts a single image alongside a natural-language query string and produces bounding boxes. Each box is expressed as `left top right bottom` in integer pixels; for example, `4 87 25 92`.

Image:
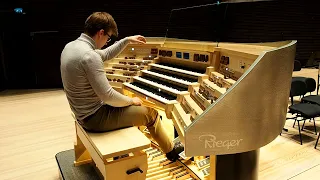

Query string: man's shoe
166 141 184 162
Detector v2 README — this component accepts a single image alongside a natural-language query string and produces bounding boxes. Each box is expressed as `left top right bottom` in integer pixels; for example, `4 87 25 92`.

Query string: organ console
102 37 296 180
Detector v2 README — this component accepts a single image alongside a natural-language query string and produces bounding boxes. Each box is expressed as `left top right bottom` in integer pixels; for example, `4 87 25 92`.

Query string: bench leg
74 134 92 166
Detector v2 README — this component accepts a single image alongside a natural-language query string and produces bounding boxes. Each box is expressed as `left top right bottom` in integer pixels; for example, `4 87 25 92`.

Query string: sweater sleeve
95 37 130 61
81 51 133 107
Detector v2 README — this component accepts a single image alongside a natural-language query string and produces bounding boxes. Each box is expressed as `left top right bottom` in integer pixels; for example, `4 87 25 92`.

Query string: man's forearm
95 38 130 61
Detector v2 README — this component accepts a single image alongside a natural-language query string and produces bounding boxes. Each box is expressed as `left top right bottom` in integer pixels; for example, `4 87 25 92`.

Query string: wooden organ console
101 38 296 180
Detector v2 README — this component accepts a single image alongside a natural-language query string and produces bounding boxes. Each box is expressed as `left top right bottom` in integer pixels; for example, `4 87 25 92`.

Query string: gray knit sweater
61 33 133 120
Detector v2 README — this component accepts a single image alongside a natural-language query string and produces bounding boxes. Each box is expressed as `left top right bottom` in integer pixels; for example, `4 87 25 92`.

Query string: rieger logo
199 134 243 149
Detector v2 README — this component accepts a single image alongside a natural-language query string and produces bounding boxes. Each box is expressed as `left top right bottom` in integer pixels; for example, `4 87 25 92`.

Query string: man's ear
98 29 104 37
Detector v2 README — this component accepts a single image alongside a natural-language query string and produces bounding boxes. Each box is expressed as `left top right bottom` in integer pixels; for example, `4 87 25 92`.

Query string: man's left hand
127 35 146 44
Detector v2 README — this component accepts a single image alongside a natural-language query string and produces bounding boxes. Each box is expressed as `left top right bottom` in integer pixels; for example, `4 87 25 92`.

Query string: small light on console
176 52 182 58
160 50 167 56
200 55 205 62
151 48 158 54
226 57 230 65
194 54 199 61
183 53 190 59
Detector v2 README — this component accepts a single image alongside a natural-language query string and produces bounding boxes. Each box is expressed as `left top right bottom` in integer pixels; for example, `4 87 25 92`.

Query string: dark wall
0 32 6 91
222 0 320 66
0 0 319 90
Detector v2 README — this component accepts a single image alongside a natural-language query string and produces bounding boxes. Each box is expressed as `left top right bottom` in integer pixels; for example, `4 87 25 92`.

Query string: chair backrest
305 78 316 93
293 60 302 71
290 79 308 97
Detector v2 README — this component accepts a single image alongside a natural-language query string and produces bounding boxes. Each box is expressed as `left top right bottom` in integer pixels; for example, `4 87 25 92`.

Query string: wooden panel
76 122 150 160
185 41 297 156
183 95 204 118
105 151 148 180
75 122 107 178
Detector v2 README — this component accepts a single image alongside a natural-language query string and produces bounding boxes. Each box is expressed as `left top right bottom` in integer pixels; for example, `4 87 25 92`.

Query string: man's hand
132 97 143 106
127 35 146 44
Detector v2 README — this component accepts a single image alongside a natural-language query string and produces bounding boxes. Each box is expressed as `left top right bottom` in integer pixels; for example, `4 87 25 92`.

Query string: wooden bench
73 120 151 180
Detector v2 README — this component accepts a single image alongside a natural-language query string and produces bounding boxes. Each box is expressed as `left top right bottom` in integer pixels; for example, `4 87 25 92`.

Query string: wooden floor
1 68 320 180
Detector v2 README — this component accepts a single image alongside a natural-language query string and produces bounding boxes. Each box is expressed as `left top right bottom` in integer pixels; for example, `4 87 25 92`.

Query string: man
60 12 183 161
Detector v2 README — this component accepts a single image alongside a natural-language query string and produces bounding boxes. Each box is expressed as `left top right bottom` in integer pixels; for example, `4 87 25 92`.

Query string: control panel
158 48 211 64
217 53 254 81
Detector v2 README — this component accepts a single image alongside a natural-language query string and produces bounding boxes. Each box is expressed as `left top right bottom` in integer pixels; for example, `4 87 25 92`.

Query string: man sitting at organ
60 12 183 162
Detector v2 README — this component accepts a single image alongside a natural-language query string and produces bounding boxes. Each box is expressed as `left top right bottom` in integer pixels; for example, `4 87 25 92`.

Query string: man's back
60 34 103 121
61 33 133 121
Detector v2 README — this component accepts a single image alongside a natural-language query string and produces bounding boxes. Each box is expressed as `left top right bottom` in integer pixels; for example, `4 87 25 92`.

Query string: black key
158 63 206 74
149 68 198 83
131 82 177 100
141 75 188 92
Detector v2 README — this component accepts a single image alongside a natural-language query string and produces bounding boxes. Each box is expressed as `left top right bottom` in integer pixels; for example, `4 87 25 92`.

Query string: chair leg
313 118 317 135
317 75 320 96
315 133 320 149
302 120 306 130
298 121 303 145
293 119 296 128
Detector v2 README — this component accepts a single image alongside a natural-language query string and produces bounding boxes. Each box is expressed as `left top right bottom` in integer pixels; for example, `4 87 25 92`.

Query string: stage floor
1 68 320 180
55 149 100 180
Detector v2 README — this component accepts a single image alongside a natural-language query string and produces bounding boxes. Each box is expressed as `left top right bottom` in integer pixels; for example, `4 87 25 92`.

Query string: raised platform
55 149 100 180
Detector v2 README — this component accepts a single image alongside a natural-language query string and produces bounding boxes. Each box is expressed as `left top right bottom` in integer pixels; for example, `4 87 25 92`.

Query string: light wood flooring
1 68 320 180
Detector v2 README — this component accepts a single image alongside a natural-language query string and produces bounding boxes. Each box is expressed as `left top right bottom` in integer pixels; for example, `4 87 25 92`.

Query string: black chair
289 61 316 104
293 60 302 71
294 77 316 95
302 95 320 105
282 61 308 133
285 76 320 145
292 60 316 93
301 77 320 105
291 77 317 126
288 103 320 145
289 78 308 105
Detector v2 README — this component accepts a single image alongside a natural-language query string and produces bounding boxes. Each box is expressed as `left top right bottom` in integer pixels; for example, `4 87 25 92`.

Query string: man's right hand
132 97 143 106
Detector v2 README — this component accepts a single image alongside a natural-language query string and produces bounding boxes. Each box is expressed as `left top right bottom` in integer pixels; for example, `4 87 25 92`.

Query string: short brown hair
84 12 118 37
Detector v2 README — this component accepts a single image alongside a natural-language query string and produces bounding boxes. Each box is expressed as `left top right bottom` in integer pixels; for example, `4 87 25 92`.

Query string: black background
0 0 319 90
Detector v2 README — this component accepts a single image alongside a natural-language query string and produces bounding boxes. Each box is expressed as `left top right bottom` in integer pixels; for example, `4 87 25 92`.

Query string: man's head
84 12 118 49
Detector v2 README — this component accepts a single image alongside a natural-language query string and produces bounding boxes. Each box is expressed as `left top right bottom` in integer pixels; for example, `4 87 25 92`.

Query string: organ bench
74 120 151 180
